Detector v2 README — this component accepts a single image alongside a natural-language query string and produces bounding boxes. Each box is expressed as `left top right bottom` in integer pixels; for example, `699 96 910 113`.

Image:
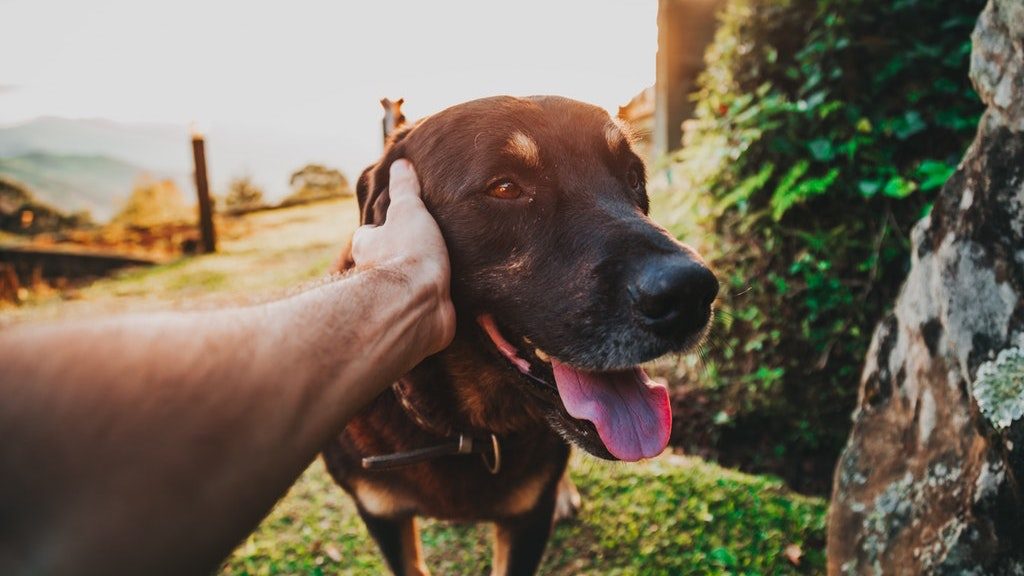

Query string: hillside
0 152 181 221
0 116 189 174
0 117 362 209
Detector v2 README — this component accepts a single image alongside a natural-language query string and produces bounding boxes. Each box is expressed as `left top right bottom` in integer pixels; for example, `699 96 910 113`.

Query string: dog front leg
553 469 581 523
358 511 429 576
491 488 557 576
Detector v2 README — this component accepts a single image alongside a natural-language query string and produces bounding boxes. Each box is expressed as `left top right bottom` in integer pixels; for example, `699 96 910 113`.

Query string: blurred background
0 0 989 573
0 0 656 212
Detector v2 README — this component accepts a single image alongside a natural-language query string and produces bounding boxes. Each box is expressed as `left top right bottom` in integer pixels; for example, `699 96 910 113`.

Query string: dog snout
628 256 719 338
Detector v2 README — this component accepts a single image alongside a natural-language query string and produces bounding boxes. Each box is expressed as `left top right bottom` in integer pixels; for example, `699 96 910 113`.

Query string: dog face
359 96 718 462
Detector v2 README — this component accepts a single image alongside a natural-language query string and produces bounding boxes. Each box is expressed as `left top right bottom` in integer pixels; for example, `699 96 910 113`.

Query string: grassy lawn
223 457 825 576
2 198 827 574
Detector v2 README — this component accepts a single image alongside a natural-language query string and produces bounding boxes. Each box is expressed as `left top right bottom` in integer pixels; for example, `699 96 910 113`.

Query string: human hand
350 160 456 356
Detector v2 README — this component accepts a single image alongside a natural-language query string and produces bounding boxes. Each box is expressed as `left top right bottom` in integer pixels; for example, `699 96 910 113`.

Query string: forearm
0 268 438 575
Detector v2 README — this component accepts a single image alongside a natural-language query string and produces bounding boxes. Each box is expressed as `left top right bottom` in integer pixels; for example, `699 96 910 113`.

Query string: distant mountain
0 116 192 175
0 117 363 218
0 152 181 221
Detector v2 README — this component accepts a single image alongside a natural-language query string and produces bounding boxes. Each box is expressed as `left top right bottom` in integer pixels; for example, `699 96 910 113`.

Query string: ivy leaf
804 91 827 110
808 139 835 161
883 176 917 198
710 547 738 567
858 179 883 197
717 163 775 213
770 161 811 218
915 160 956 191
893 110 927 140
771 163 840 220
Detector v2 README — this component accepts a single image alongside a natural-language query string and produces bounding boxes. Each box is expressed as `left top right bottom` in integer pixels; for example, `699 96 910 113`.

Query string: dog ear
337 126 414 271
357 126 413 225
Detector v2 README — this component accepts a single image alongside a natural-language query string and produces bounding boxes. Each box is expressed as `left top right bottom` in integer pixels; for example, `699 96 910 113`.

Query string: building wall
654 0 726 158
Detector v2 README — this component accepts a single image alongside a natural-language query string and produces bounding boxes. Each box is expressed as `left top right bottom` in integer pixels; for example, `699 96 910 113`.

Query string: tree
284 164 351 205
112 178 193 228
224 176 265 212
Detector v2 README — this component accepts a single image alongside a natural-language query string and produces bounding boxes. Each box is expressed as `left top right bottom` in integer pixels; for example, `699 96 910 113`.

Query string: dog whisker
717 285 752 299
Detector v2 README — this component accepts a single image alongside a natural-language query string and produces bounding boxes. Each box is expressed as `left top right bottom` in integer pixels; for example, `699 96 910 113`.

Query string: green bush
658 0 983 492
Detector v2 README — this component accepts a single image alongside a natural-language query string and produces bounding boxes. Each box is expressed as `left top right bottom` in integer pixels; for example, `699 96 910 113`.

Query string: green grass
3 198 827 574
221 456 825 576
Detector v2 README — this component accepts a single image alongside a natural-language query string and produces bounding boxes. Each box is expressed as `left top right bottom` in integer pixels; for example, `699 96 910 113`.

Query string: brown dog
323 96 718 576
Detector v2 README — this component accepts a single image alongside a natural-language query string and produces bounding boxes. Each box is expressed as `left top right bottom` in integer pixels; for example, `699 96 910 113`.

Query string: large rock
827 1 1024 573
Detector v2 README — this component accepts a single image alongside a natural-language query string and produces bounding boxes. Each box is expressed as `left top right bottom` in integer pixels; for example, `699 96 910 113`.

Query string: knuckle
350 226 376 255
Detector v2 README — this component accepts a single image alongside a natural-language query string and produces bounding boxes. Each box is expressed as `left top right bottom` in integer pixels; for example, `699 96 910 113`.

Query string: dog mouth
477 314 671 462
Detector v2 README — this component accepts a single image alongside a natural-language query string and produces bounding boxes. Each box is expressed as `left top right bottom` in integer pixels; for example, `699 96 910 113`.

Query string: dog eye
627 164 645 192
486 179 524 200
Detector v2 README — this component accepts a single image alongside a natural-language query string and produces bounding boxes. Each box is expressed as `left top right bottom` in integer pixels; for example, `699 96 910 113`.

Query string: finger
388 159 422 203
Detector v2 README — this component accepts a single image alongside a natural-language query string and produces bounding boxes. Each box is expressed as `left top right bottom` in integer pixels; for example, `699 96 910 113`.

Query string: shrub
112 178 193 228
224 176 266 212
284 164 351 206
658 0 984 492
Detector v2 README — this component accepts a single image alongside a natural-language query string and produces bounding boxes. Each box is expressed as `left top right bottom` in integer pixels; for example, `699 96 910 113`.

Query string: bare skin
0 160 454 576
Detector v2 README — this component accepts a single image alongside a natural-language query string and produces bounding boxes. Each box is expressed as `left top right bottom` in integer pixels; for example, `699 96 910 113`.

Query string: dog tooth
535 348 551 363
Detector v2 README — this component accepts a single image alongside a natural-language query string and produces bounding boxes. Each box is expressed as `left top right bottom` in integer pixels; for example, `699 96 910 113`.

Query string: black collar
361 432 501 474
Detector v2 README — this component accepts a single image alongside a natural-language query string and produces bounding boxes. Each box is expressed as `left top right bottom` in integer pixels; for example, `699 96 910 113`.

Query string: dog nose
629 256 719 336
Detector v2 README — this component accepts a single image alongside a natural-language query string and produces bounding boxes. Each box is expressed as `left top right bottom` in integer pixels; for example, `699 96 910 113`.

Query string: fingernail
391 159 411 175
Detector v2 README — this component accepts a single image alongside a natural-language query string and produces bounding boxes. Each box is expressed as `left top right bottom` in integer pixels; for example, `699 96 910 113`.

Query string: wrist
368 255 447 306
372 255 455 356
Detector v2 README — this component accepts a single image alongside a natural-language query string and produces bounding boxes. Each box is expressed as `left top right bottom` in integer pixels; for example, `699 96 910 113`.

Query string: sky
0 0 657 179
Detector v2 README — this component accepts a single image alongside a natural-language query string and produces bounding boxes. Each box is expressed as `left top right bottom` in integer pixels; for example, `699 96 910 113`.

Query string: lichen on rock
973 345 1024 430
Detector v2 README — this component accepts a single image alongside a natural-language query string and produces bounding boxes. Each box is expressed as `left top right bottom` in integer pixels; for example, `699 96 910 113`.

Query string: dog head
357 96 718 462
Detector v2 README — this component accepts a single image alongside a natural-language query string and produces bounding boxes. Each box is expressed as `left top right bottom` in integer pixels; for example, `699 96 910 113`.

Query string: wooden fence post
0 263 20 303
191 130 217 253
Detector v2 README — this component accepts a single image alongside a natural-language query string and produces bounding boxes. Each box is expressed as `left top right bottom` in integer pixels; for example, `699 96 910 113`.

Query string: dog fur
323 95 716 576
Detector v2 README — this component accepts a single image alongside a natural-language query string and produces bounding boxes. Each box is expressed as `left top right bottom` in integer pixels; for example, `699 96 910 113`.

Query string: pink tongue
551 359 671 462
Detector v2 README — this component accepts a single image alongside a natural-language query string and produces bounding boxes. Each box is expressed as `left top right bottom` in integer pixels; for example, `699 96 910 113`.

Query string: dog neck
395 335 549 438
391 377 454 437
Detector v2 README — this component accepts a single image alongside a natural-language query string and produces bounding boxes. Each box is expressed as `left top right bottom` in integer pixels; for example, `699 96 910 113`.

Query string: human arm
0 160 453 576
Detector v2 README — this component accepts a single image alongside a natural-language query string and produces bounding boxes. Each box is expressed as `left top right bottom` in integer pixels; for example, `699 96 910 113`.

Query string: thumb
387 159 422 205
